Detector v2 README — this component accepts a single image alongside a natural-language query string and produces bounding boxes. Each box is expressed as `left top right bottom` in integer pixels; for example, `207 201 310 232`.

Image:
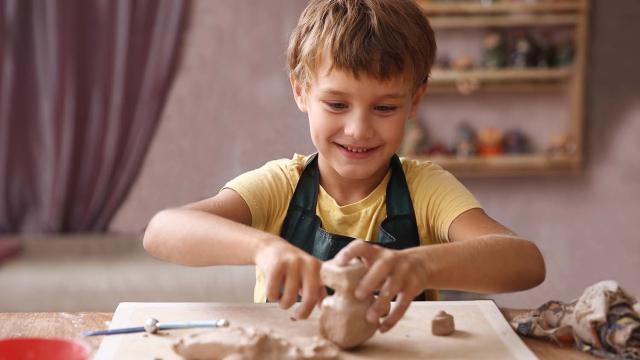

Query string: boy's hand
254 237 325 320
334 240 428 333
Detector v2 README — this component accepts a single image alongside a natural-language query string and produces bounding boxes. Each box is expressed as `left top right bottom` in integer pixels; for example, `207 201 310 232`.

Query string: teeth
345 146 369 153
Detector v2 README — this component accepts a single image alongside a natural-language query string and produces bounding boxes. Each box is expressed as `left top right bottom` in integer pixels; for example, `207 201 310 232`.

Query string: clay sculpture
431 310 455 336
319 259 377 349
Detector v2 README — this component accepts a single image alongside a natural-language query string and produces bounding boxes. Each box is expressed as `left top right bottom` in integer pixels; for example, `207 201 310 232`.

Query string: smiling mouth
335 143 378 153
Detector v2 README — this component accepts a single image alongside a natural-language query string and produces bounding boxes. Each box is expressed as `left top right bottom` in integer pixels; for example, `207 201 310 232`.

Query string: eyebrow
317 89 407 99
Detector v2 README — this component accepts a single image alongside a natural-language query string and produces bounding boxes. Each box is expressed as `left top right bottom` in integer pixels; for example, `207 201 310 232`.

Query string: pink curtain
0 0 187 233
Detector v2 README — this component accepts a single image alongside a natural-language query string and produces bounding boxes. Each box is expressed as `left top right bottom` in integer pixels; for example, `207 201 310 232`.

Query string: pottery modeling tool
83 318 229 336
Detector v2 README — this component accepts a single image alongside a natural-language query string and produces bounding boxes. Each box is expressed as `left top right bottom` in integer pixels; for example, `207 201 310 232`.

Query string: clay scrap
431 310 455 336
173 327 338 360
319 259 377 349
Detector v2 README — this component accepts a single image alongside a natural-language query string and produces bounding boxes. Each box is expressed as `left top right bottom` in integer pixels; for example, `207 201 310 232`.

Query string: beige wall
111 0 640 307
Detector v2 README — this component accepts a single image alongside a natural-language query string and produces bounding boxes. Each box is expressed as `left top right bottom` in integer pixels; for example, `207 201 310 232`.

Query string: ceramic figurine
503 129 529 154
511 32 538 68
401 118 427 156
482 32 507 68
451 55 474 71
477 127 504 156
427 142 451 156
556 39 575 67
455 122 477 157
536 31 557 68
434 54 451 70
546 133 576 156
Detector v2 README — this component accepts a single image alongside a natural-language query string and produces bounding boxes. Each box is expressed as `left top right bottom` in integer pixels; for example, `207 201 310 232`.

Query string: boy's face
291 57 426 182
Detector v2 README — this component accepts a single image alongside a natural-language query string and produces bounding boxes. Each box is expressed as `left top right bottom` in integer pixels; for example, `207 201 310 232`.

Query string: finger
316 286 328 309
266 264 285 302
333 240 380 266
295 292 317 320
279 267 301 309
375 270 405 316
367 294 391 324
380 291 413 333
366 272 404 322
355 255 395 300
295 271 322 319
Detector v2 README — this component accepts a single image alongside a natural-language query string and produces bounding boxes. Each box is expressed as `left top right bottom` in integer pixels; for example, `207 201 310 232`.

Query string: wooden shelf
410 154 582 177
429 13 580 28
431 67 571 84
404 0 589 177
428 67 572 93
417 1 587 15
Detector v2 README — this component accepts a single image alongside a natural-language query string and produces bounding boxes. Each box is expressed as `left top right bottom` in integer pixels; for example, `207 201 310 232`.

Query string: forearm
404 235 545 293
143 208 278 266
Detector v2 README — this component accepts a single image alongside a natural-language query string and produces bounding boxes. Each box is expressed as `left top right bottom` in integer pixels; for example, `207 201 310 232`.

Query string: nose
343 110 374 140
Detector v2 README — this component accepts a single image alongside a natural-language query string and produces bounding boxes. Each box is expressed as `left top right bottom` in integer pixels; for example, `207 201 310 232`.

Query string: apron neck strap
290 153 320 212
385 154 414 217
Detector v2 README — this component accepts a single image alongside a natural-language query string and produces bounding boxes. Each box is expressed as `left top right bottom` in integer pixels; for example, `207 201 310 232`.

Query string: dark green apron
280 153 433 301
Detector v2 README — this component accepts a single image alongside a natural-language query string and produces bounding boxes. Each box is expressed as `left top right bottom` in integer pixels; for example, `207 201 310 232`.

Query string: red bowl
0 337 90 360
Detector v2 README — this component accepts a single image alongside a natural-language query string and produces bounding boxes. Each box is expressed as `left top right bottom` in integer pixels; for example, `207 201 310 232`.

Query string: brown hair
287 0 436 94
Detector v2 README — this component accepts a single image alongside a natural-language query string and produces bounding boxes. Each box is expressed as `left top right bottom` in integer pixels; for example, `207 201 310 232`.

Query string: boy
143 0 545 334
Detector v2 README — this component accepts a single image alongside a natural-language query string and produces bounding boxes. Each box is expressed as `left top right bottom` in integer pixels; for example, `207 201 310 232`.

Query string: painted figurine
451 55 474 71
556 39 575 67
482 32 507 68
511 31 538 68
477 127 504 156
503 129 529 154
455 122 477 157
536 31 557 68
546 133 576 156
401 118 427 156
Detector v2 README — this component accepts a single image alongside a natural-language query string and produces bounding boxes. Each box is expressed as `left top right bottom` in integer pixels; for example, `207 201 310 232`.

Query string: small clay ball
431 310 455 336
144 318 160 334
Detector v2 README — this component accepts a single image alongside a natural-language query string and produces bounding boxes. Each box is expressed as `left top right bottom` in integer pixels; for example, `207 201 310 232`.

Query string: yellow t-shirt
223 154 482 302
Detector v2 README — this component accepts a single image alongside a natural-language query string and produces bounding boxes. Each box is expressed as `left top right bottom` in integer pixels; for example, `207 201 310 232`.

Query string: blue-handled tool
83 317 230 337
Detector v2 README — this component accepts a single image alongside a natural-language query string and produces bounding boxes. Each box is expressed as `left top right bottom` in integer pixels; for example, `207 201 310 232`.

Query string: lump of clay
319 259 377 349
431 310 455 336
173 327 338 360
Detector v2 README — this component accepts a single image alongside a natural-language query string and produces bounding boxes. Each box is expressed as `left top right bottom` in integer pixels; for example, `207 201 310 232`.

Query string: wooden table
0 311 596 359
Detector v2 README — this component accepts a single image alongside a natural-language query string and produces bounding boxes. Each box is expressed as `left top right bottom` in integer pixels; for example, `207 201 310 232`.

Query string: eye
324 102 348 111
374 105 398 113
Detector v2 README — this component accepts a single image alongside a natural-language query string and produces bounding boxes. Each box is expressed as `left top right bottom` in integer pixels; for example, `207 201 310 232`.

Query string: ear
290 75 308 113
409 83 428 118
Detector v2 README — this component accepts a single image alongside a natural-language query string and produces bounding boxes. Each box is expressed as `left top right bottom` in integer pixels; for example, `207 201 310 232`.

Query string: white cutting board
94 300 537 359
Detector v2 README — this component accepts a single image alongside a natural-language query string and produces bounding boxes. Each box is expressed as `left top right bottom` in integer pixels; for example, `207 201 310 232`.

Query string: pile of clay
173 326 339 360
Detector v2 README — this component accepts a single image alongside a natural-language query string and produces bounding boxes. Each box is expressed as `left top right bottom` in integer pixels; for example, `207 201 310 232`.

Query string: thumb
333 240 379 266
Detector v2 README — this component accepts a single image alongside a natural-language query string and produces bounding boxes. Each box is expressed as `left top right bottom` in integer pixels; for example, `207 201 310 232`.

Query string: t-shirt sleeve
221 159 295 232
408 161 482 244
